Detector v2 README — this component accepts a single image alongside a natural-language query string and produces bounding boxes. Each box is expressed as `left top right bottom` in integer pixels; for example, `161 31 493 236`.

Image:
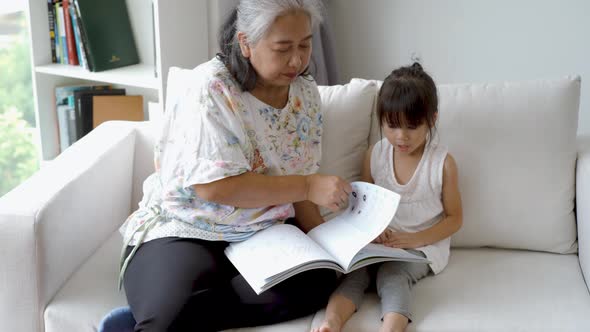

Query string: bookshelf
25 0 210 162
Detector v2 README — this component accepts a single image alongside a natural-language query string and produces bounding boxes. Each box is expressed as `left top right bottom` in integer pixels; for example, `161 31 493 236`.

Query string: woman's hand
305 174 352 212
382 231 426 249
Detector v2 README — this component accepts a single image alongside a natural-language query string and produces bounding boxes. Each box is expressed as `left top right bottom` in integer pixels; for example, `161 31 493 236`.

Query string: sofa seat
45 230 590 332
44 231 313 332
314 250 590 331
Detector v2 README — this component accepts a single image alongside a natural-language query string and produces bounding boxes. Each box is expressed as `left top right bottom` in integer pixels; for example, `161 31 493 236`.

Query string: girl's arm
385 154 463 248
194 172 351 213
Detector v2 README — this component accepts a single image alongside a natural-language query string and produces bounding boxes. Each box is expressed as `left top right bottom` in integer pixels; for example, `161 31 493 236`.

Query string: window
0 4 39 197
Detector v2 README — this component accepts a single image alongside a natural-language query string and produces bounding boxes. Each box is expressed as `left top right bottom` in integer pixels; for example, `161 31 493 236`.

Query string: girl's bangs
380 88 427 128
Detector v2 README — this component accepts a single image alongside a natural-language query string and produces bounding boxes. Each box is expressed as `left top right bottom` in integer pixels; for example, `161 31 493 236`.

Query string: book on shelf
50 1 62 63
69 1 88 69
47 0 57 63
55 85 90 150
54 1 67 65
92 95 144 128
74 88 126 139
62 0 78 66
224 182 430 295
55 84 111 151
74 0 140 72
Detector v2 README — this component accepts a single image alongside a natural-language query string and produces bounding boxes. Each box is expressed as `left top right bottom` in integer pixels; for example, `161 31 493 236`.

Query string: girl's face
238 11 312 89
382 120 431 156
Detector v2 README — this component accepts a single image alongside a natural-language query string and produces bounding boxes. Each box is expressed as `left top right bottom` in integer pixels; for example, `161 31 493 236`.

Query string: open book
225 181 430 294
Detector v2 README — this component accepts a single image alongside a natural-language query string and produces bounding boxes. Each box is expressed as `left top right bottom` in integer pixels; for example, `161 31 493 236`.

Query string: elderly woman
100 0 351 331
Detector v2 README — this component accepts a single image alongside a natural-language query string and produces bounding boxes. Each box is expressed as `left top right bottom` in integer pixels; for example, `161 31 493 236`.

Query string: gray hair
237 0 323 45
217 0 323 91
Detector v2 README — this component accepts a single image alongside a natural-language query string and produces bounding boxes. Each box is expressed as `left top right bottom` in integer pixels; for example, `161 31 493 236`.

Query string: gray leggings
334 250 430 321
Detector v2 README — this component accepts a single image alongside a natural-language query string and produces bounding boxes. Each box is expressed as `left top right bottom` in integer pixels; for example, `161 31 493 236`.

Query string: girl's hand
383 231 426 249
373 228 395 244
305 174 352 212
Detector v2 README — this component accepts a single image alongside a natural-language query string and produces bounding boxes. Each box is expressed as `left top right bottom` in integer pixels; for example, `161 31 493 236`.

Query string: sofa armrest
0 121 140 332
577 135 590 293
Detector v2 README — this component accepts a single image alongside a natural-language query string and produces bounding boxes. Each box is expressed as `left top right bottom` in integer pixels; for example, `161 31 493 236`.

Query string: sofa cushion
317 79 376 183
44 231 128 332
131 121 158 209
47 231 590 332
437 77 580 252
311 248 590 331
43 231 315 332
367 77 580 253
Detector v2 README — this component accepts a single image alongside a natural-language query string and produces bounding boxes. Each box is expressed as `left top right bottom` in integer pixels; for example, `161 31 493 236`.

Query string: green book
74 0 139 72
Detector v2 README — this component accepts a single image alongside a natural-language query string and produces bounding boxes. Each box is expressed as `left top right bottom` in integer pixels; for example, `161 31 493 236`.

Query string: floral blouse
119 57 323 248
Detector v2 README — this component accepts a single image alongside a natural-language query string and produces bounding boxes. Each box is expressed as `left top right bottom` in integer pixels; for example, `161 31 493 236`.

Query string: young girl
313 63 463 332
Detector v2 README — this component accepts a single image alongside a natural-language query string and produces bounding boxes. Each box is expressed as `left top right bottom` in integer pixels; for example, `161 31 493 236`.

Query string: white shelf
27 0 209 161
35 63 159 89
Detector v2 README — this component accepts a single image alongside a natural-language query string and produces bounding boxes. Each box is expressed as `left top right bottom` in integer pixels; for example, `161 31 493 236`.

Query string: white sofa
1 73 590 332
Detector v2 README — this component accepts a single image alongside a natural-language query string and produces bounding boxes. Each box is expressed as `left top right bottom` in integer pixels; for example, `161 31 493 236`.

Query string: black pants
123 236 337 332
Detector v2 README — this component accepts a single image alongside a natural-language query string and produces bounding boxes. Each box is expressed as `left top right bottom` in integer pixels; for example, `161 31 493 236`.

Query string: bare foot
380 312 408 332
311 316 343 332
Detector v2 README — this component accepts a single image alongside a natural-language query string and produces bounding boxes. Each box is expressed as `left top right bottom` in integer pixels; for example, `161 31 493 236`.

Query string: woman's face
238 10 312 89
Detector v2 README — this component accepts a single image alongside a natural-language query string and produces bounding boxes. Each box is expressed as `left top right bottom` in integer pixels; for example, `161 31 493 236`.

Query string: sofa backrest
131 121 158 210
322 77 580 254
437 77 579 253
317 80 377 182
136 71 580 254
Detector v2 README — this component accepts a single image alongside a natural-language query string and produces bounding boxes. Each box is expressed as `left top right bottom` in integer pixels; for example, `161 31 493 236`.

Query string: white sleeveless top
371 138 450 274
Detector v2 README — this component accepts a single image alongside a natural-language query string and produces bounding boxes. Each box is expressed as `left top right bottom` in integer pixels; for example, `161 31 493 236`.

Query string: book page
308 182 401 269
347 243 430 271
225 223 335 293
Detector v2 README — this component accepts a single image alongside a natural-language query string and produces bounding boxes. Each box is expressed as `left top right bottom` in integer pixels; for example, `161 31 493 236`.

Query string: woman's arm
384 154 463 248
194 172 352 212
294 146 376 234
293 200 324 232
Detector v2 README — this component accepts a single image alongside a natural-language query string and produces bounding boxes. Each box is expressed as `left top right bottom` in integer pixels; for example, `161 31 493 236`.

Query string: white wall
207 0 238 58
328 0 590 135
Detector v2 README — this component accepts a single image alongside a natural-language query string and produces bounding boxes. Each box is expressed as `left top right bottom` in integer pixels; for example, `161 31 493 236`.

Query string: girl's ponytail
411 62 423 72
